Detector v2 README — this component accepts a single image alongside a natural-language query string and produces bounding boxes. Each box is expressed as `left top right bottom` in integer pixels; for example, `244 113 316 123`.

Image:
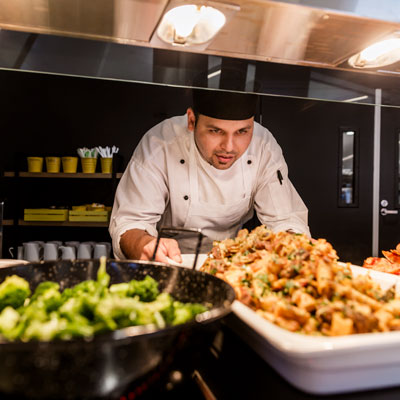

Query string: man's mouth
215 154 234 163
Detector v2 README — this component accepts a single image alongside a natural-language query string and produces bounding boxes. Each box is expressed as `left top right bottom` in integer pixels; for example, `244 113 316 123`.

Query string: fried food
200 226 399 336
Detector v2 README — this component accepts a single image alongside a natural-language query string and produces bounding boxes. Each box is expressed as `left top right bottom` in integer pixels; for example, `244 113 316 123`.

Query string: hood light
151 2 240 49
349 35 400 69
157 5 225 46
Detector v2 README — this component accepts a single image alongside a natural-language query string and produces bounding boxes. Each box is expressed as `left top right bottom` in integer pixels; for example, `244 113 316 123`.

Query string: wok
0 259 235 400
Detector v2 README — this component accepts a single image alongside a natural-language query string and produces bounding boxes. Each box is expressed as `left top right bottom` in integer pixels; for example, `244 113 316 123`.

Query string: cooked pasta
200 225 399 336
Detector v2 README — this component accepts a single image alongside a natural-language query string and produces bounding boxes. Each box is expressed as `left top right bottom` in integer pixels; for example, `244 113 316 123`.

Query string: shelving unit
3 220 108 227
2 163 123 252
4 172 123 179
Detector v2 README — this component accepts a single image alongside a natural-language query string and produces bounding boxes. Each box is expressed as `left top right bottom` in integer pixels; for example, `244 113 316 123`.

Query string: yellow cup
62 157 78 173
81 157 97 173
100 157 113 173
45 156 61 173
27 157 43 173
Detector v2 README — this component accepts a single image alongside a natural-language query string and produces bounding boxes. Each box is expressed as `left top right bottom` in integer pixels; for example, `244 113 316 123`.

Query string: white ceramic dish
228 263 400 395
0 259 29 269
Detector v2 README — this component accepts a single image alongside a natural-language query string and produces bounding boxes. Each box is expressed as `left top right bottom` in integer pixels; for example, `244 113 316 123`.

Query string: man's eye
238 129 248 134
209 129 220 133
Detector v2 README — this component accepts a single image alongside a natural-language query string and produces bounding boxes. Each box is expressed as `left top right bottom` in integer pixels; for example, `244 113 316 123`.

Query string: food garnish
201 226 400 336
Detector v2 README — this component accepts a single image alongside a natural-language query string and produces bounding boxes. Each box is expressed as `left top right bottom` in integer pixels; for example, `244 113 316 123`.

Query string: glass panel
340 130 356 206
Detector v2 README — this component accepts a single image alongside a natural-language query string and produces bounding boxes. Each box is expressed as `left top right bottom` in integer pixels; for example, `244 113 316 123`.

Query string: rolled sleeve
109 160 167 259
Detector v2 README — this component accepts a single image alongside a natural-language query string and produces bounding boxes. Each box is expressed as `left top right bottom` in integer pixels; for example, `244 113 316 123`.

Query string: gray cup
77 243 92 259
93 244 108 259
23 242 41 262
43 243 59 261
59 245 76 260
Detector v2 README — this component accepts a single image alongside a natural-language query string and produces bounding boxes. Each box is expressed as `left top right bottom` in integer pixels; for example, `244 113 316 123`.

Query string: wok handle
152 227 203 270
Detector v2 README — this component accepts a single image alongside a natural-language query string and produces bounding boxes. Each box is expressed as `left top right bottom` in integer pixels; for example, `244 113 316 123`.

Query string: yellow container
45 156 61 173
100 157 112 173
27 157 43 173
62 156 78 173
81 157 97 173
24 208 68 221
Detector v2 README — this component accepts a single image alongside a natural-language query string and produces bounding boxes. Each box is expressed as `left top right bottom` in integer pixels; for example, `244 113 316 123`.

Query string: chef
109 89 310 262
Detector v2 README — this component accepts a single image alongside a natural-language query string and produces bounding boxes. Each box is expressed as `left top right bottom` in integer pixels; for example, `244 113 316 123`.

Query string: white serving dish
0 259 29 269
228 263 400 395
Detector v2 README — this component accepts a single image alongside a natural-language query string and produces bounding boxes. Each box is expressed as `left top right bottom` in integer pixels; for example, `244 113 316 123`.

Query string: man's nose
220 133 234 152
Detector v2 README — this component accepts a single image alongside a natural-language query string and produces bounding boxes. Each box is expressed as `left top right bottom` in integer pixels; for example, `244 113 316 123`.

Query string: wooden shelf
4 172 122 179
3 219 109 227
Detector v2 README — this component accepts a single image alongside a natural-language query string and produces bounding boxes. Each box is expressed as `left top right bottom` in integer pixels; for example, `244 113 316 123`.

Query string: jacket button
247 160 252 165
180 159 185 164
183 195 189 200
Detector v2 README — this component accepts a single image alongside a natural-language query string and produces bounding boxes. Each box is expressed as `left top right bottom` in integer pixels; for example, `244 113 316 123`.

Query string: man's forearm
120 229 155 260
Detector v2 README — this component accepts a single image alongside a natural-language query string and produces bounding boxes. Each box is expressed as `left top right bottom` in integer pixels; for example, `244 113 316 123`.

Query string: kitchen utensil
100 157 112 173
23 242 41 262
77 243 92 259
0 259 235 399
226 262 400 395
43 243 59 261
47 241 62 247
59 245 76 260
65 241 80 250
27 157 43 173
45 157 60 173
98 242 111 257
61 157 78 173
93 244 108 259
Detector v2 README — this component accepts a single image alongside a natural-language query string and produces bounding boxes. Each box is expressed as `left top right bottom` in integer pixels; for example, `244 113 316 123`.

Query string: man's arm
120 228 182 263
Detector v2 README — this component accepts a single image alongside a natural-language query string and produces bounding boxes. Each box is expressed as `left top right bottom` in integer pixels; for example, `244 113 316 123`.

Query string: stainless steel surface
381 199 389 207
381 208 399 216
372 89 381 257
1 0 400 75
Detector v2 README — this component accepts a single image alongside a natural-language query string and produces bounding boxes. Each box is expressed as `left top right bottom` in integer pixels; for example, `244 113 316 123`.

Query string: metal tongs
152 226 204 270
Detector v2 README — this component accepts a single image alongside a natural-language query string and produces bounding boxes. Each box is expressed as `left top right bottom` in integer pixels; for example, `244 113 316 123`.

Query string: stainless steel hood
0 0 400 76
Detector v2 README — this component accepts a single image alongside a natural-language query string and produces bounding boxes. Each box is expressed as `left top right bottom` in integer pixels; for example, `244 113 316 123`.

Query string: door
261 95 375 266
379 106 400 254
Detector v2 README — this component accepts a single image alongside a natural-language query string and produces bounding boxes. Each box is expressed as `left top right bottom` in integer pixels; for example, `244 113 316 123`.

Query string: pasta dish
200 226 400 336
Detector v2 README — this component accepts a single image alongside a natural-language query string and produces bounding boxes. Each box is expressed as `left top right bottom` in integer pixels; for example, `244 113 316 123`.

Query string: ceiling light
349 35 400 69
151 1 240 50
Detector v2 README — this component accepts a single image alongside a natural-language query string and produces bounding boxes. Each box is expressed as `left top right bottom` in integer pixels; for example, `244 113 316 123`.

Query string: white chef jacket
110 115 310 259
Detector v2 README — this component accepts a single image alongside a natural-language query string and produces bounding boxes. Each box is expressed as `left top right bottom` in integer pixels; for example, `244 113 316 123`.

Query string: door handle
381 208 399 216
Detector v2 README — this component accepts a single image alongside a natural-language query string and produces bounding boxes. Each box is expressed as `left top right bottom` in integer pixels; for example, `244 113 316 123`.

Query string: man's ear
187 108 196 132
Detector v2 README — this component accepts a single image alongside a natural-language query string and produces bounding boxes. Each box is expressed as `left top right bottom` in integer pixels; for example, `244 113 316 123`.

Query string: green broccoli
29 282 62 313
0 275 31 312
0 257 209 342
171 301 208 326
127 275 159 302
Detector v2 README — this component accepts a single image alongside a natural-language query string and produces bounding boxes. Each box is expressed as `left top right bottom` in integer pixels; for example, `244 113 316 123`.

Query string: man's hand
120 229 182 263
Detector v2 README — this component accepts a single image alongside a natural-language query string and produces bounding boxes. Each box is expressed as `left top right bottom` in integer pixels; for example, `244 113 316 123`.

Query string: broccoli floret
171 302 208 326
109 282 129 297
30 282 62 313
22 314 67 341
128 275 159 302
0 275 31 312
0 306 20 339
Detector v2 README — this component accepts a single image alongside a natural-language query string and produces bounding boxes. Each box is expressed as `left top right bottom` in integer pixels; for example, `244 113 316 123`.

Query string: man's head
188 89 257 170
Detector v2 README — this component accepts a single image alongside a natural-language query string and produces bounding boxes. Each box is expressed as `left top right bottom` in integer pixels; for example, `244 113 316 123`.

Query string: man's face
187 108 254 170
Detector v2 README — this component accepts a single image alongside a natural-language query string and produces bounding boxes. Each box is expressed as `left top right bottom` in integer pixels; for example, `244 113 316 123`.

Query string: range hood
0 0 400 76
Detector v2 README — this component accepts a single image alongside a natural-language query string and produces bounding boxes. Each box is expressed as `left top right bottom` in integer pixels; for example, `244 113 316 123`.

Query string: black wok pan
0 259 235 400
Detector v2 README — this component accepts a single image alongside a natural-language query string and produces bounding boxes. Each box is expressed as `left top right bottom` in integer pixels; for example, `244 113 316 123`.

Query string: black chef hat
192 89 258 120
